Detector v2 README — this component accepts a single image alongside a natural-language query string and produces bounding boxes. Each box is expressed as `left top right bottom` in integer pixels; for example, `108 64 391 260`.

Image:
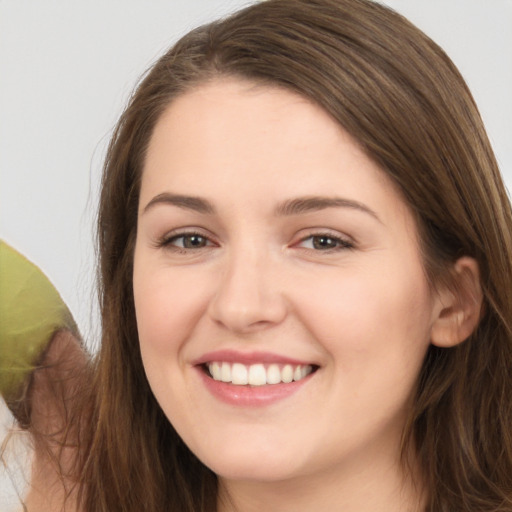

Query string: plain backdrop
1 1 511 509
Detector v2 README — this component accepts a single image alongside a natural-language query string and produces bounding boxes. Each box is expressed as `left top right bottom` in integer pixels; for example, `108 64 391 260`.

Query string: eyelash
296 232 354 252
157 231 215 253
157 229 354 255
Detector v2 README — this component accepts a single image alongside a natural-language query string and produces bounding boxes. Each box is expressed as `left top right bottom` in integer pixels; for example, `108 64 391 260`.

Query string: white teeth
221 362 231 382
281 364 293 383
210 362 222 381
248 364 266 386
266 364 281 385
207 362 314 386
231 363 248 385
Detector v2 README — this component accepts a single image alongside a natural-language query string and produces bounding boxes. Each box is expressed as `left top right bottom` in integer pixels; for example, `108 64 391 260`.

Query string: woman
3 0 512 510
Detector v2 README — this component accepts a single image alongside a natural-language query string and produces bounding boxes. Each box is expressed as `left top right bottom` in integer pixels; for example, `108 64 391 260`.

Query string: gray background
1 1 511 509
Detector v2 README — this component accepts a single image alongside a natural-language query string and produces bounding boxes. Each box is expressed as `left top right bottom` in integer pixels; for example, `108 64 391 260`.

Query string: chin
207 456 303 483
190 435 310 483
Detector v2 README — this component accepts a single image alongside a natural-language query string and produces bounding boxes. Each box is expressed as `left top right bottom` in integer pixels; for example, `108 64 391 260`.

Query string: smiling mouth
204 362 317 386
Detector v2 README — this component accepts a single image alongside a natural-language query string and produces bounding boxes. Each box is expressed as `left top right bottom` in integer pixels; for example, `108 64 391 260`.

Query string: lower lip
197 367 313 407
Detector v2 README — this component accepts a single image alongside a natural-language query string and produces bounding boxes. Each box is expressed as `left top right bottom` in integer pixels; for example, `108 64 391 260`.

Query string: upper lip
192 349 316 367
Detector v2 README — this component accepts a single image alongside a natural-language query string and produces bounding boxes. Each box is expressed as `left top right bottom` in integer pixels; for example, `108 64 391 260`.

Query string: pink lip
193 349 312 366
192 350 317 407
196 368 313 407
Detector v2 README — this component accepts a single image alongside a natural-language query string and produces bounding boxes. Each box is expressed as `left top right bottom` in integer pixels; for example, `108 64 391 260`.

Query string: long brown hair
82 0 512 510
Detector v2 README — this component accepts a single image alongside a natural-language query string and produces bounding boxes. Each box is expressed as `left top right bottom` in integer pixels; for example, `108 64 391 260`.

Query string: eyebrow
142 193 216 215
142 192 380 222
274 196 381 222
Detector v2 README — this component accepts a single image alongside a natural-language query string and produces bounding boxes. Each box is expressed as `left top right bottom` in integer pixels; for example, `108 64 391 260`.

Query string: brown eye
312 235 339 250
161 233 213 250
297 234 353 251
181 234 208 248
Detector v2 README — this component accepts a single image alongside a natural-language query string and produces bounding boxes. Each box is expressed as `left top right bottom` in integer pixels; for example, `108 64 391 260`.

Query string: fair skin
21 79 482 512
133 79 480 512
25 330 86 512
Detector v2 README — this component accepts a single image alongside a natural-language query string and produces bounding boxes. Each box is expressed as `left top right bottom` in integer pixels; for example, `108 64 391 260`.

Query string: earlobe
430 257 483 348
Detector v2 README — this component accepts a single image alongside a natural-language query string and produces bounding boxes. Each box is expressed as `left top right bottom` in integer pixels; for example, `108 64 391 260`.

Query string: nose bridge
208 238 287 332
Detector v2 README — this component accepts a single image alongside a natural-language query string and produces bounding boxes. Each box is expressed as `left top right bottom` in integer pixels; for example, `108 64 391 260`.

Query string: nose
207 246 288 334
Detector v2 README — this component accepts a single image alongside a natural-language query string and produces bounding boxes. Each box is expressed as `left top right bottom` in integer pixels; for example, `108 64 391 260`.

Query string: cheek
132 262 214 421
294 262 433 371
133 262 210 358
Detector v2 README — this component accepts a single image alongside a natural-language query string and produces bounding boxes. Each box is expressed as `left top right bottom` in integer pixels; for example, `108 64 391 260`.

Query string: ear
430 257 483 348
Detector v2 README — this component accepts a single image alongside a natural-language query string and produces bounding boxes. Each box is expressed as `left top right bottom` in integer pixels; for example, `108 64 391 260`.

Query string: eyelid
156 227 218 250
292 229 355 251
154 227 354 252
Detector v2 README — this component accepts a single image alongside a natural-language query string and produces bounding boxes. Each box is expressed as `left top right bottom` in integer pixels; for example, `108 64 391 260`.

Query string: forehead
141 78 409 226
146 79 342 171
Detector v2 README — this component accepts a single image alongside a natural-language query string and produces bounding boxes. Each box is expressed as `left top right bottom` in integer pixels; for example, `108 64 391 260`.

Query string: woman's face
133 79 441 485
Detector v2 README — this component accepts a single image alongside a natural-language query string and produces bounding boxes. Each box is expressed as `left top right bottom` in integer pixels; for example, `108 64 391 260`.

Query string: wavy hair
81 1 512 510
